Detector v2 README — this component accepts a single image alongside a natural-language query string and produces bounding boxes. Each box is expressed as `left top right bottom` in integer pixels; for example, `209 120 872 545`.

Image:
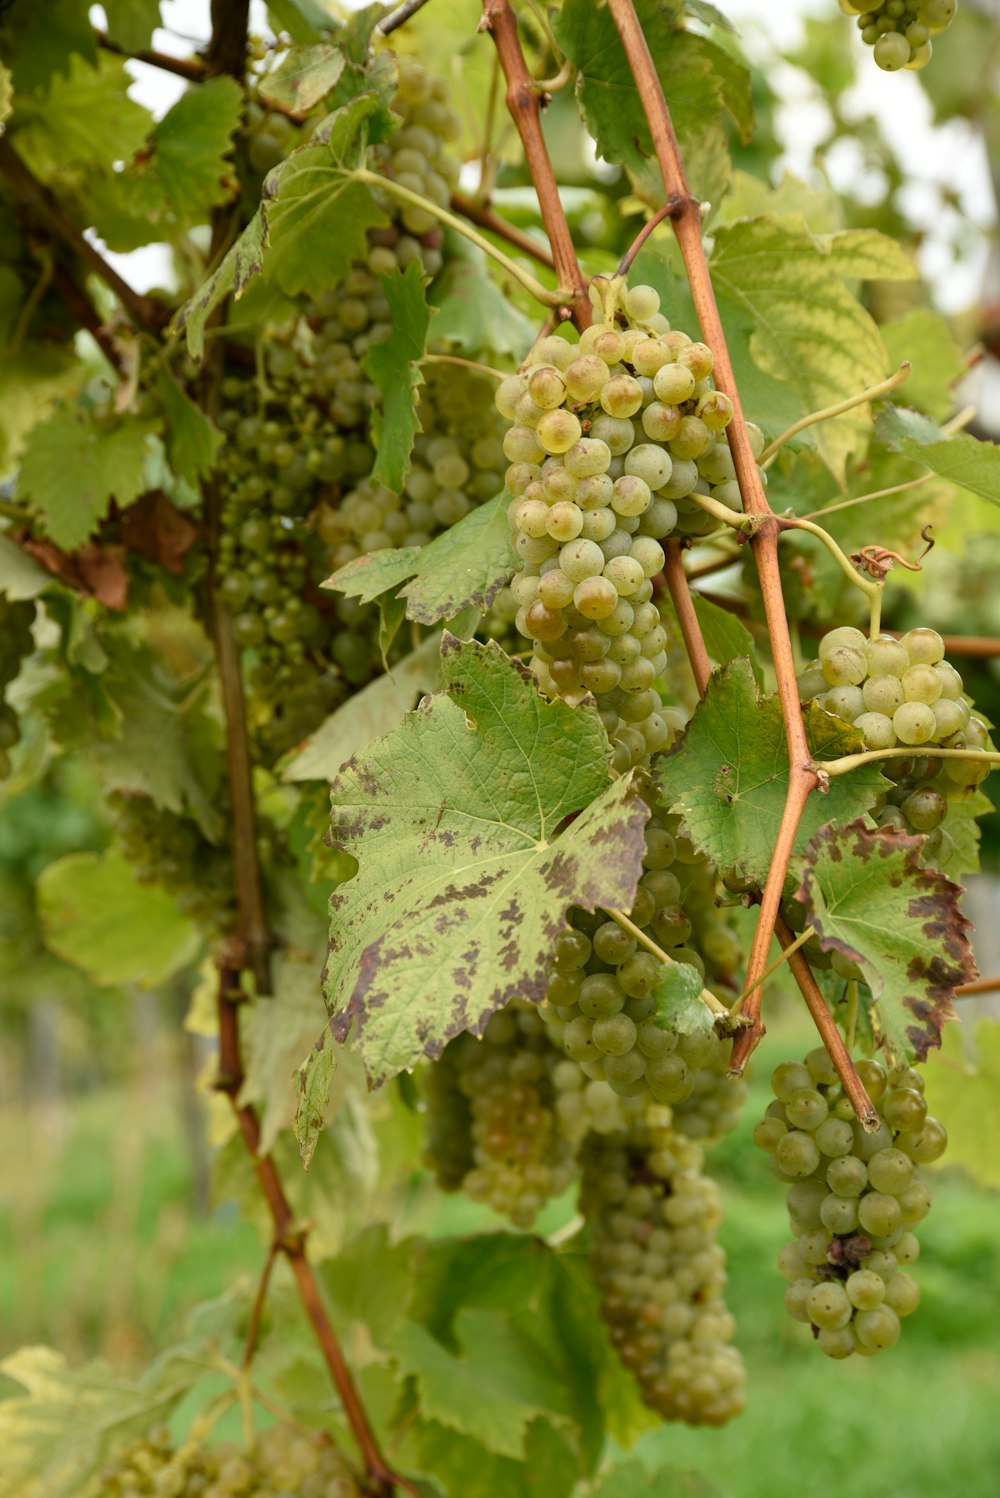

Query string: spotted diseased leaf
175 93 392 358
327 490 514 625
652 659 887 887
323 637 649 1085
797 820 976 1064
259 44 346 114
877 403 1000 507
364 262 432 493
295 1027 337 1168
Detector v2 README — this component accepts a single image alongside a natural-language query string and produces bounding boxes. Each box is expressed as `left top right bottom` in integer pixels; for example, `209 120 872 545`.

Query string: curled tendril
851 526 935 581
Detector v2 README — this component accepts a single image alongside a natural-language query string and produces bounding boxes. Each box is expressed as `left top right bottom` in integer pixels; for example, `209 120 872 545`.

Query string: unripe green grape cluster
540 810 746 1111
107 792 238 934
839 0 956 71
754 1050 945 1358
0 596 35 779
581 1108 746 1425
90 1421 360 1497
422 999 577 1229
498 281 764 772
800 624 992 854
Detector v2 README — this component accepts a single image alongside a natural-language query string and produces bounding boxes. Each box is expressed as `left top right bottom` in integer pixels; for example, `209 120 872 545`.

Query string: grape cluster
498 281 765 775
108 792 237 934
541 810 744 1107
753 1049 945 1358
840 0 956 70
0 595 34 778
93 1422 359 1497
422 1000 576 1228
800 624 992 857
581 1107 746 1425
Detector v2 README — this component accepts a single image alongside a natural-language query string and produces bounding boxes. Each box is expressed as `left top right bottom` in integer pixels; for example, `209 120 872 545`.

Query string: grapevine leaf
590 1458 729 1498
923 1019 1000 1190
258 44 346 113
295 1028 337 1168
931 788 992 882
37 851 201 988
652 660 887 886
881 310 966 421
102 0 161 52
692 592 762 684
323 637 649 1084
0 534 53 600
364 262 432 493
796 820 976 1064
0 0 98 93
17 405 159 551
684 1 737 29
175 93 392 358
12 54 151 181
240 953 329 1154
156 371 224 485
877 403 1000 506
653 963 714 1038
428 250 536 359
282 633 442 783
409 1419 578 1498
0 342 81 473
0 1346 200 1498
390 1310 574 1458
327 490 514 625
147 76 243 222
707 218 917 478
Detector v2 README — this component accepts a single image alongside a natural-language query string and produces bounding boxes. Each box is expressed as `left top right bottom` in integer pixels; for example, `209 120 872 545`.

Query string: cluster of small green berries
582 1107 746 1425
754 1050 945 1358
840 0 956 70
91 1421 359 1497
107 792 238 934
0 596 34 778
800 624 992 854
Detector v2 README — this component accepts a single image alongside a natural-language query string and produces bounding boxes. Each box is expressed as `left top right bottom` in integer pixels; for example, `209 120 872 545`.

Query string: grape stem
662 539 711 696
758 364 911 467
450 191 557 270
605 906 729 1016
777 514 883 610
731 925 816 1014
773 914 880 1130
353 167 565 308
616 202 675 277
684 489 760 535
604 0 819 1071
421 352 508 380
480 0 592 330
818 746 1000 776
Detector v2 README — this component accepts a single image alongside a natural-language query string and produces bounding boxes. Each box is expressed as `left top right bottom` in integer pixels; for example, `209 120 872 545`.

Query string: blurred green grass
0 1018 997 1496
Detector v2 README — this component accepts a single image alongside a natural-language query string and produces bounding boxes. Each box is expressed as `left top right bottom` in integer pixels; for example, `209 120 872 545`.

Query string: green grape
893 701 937 745
874 30 910 67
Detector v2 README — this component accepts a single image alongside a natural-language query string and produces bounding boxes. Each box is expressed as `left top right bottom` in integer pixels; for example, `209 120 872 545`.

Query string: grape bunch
541 808 745 1108
498 280 765 774
581 1107 746 1425
107 792 237 934
422 999 577 1229
800 624 992 858
0 595 35 778
753 1049 945 1358
92 1421 359 1497
840 0 956 70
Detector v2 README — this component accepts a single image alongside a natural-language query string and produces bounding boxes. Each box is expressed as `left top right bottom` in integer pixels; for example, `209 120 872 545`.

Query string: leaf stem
421 352 508 380
819 746 1000 776
450 191 556 269
777 514 883 607
798 471 934 523
731 925 815 1013
773 914 879 1129
758 364 911 467
616 203 674 277
480 0 592 329
662 539 711 696
602 0 818 1071
354 168 563 307
605 906 729 1016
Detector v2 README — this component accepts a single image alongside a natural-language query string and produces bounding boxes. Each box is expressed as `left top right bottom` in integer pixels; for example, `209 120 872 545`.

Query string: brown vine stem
480 0 591 330
215 973 410 1497
450 191 557 270
956 974 1000 996
663 540 711 696
605 0 817 1071
0 138 169 337
773 915 879 1129
616 203 674 277
94 28 207 81
242 1242 279 1371
374 0 435 37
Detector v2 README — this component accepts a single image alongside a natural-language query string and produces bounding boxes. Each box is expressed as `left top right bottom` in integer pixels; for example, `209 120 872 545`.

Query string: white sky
88 0 997 315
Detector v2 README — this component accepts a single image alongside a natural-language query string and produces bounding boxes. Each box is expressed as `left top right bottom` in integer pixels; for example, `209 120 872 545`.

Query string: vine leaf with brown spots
797 819 976 1065
652 658 887 888
322 636 649 1087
